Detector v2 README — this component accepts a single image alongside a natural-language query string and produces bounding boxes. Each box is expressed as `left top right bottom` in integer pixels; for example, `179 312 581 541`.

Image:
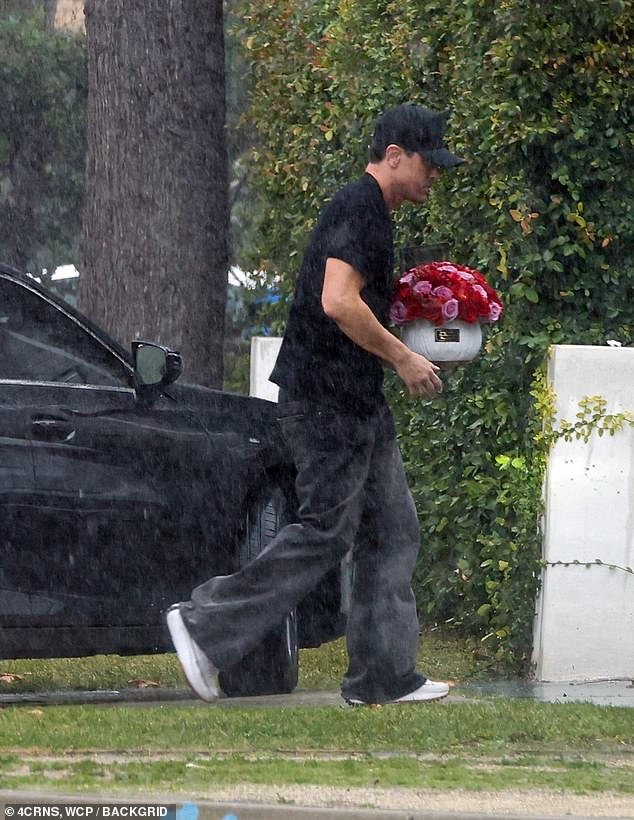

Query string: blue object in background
175 804 199 820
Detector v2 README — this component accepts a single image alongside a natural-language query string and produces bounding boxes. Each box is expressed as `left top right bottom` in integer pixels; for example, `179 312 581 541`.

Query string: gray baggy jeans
181 398 425 703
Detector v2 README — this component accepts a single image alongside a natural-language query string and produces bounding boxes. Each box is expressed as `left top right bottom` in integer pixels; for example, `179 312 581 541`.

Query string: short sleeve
322 199 379 282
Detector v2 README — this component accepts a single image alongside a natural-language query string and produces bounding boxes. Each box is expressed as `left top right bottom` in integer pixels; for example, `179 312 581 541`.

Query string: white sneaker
346 678 450 706
393 678 450 702
166 604 220 702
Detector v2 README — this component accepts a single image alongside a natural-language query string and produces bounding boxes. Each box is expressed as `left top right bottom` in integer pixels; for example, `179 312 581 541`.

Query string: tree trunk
43 0 56 30
80 0 228 388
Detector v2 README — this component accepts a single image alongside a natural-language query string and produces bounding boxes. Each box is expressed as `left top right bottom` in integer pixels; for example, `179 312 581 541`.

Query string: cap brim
420 148 465 167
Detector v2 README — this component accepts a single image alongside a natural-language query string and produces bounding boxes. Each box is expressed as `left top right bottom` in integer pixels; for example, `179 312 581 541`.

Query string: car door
0 375 39 620
0 273 213 634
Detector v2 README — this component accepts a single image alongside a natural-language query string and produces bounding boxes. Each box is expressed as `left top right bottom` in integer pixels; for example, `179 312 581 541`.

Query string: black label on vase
435 328 460 343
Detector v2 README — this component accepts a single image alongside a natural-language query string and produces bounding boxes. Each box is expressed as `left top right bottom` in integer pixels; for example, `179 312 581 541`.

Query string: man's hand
395 349 443 398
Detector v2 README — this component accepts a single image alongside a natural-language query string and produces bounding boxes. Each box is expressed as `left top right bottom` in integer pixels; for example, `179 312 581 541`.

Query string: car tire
218 492 299 697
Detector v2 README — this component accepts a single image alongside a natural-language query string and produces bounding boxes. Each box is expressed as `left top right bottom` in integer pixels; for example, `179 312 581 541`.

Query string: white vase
402 319 483 363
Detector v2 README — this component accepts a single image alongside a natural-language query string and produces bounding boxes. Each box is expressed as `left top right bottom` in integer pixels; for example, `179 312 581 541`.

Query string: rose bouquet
390 261 504 328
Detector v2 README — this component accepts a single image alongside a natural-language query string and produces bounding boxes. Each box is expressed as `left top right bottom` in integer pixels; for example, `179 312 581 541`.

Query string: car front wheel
218 493 299 697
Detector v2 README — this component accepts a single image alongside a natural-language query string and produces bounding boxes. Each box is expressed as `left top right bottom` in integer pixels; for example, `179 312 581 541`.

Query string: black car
0 263 348 696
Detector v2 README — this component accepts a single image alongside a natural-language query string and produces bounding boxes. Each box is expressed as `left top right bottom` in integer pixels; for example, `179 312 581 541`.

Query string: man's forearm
327 293 411 369
321 257 410 369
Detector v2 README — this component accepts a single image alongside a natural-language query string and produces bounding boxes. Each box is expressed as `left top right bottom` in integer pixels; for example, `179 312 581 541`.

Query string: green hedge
0 11 86 272
235 0 634 672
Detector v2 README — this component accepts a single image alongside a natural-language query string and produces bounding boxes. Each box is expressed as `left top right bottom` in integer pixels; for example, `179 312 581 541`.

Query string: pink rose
442 298 459 322
432 286 453 300
390 300 408 325
488 302 502 322
457 270 475 282
413 280 433 296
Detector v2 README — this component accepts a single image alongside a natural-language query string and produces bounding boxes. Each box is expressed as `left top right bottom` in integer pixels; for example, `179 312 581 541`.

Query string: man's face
398 150 441 204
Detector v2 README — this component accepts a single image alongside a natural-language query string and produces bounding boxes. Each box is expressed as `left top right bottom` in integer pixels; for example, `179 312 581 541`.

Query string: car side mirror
132 341 182 404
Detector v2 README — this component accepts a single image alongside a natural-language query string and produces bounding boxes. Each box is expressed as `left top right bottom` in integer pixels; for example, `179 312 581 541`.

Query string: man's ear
385 144 403 168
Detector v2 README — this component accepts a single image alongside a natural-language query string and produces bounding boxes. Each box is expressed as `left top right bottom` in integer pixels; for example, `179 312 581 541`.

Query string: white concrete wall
249 337 282 402
533 345 634 682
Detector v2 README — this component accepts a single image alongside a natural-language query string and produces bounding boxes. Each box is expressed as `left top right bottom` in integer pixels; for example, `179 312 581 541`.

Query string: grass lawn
0 633 632 799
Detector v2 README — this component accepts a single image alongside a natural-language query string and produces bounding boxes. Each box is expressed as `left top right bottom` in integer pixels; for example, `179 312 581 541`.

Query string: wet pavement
0 678 632 708
459 677 634 708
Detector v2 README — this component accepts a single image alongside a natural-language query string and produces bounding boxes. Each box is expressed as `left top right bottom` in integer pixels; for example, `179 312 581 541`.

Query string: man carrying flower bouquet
167 103 464 705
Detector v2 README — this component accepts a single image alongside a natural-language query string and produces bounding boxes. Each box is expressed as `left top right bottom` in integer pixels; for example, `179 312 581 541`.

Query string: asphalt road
2 788 633 820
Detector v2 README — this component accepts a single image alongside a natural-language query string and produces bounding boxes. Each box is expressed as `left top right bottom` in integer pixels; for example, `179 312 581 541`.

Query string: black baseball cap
371 104 464 167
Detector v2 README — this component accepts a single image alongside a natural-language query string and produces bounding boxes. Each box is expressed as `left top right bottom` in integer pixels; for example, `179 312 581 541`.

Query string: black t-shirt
270 173 394 415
